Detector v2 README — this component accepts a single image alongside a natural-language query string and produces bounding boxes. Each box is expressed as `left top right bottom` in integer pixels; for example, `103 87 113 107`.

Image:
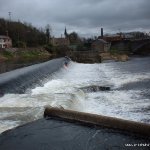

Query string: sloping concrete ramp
44 107 150 137
0 107 149 150
0 57 69 94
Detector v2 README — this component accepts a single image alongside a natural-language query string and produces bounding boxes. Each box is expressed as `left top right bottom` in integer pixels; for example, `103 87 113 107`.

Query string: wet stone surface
80 85 111 92
0 118 149 150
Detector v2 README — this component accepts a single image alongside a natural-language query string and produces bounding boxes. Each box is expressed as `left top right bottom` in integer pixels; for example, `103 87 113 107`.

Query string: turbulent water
0 57 150 133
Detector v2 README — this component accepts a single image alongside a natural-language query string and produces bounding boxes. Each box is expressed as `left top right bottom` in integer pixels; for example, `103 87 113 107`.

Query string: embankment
0 48 51 63
0 48 52 73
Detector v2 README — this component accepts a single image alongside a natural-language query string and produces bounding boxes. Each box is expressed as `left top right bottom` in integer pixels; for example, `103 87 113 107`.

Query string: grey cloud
0 0 149 36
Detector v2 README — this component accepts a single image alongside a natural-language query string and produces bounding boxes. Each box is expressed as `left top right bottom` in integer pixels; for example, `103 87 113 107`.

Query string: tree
68 32 81 44
45 24 51 44
0 18 47 47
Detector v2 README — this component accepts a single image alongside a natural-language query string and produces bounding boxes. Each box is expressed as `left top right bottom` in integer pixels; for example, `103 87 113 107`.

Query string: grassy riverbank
0 48 51 63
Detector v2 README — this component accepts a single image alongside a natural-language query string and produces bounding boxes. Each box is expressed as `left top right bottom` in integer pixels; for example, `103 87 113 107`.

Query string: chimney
6 30 8 36
101 28 103 39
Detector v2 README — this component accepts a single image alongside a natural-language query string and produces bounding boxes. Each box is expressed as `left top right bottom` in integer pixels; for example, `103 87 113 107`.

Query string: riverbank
0 48 51 62
0 48 52 73
100 52 129 62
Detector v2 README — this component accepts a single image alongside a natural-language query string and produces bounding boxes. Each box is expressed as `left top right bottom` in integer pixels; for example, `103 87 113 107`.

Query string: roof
52 37 69 45
98 39 108 43
53 38 68 42
0 35 11 39
93 39 108 44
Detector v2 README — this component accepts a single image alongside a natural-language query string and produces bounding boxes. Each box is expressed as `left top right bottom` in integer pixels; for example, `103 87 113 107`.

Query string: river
0 57 150 133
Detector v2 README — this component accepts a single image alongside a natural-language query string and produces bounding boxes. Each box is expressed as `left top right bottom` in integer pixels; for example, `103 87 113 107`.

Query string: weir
0 57 69 95
0 57 150 149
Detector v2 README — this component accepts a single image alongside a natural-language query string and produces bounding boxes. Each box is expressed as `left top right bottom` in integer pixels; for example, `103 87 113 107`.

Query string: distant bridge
111 39 150 53
132 41 150 52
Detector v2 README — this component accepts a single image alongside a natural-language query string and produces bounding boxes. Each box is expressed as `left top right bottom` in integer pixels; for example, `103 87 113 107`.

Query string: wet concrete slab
0 117 149 150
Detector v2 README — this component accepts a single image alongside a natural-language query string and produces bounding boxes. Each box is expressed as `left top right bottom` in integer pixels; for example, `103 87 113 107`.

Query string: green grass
0 49 50 63
2 51 13 59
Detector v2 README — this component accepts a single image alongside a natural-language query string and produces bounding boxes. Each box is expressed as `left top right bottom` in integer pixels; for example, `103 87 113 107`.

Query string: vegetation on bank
0 18 48 47
0 48 51 63
44 44 70 57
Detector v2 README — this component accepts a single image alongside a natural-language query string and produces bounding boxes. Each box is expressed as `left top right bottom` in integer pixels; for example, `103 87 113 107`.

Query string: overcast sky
0 0 150 37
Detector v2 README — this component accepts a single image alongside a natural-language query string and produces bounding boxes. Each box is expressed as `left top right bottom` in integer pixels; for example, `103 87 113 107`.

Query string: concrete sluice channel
0 57 150 149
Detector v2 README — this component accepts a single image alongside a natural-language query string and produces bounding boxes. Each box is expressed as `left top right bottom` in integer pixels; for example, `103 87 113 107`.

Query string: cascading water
0 57 150 133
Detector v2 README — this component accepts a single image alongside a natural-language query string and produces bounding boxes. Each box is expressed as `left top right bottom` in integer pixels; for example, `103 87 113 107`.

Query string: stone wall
69 51 101 63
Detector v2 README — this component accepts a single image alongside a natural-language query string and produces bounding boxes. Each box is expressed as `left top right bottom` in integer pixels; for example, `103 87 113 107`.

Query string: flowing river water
0 57 150 133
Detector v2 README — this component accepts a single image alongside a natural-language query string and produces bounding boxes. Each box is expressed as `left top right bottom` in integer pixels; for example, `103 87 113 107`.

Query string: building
103 34 123 42
51 27 70 47
0 36 12 48
91 39 111 52
51 37 70 47
123 33 135 40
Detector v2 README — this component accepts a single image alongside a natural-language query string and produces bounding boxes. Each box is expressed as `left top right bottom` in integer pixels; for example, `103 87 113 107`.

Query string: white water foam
100 63 150 89
0 61 149 133
82 90 150 122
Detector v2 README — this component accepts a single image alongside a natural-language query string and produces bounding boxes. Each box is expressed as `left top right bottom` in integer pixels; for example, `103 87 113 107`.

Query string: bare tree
45 24 52 44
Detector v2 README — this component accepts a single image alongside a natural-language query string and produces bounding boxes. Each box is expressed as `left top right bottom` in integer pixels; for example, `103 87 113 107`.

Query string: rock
100 52 129 62
118 54 129 62
100 52 112 60
80 85 110 92
112 54 129 62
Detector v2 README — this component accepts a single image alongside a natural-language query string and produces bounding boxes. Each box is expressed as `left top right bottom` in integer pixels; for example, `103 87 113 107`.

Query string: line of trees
0 18 50 47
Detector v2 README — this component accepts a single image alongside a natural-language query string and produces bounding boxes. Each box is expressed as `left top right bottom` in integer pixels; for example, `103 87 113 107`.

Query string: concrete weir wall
0 57 69 94
44 107 150 137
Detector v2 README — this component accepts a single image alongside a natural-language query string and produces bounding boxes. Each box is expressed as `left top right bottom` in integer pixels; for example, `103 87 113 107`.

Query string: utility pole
8 12 11 21
101 28 103 39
